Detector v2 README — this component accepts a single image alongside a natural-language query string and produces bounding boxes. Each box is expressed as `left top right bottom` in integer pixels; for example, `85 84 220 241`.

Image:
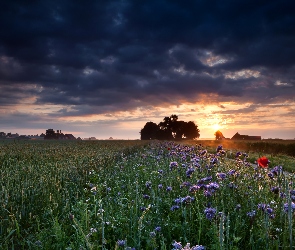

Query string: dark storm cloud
0 0 295 115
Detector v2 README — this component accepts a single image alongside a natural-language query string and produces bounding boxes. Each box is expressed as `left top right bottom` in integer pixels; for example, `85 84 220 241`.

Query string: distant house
231 132 261 140
44 129 76 140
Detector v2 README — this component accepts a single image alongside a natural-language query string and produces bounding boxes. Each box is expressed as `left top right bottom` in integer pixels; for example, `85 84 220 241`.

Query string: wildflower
236 152 242 158
150 231 156 238
158 169 163 175
170 161 178 170
235 204 241 210
140 206 146 211
200 149 207 155
166 186 172 192
204 207 216 220
268 172 274 179
172 241 182 249
117 240 126 247
186 168 195 178
197 176 212 184
191 245 206 250
158 184 163 189
257 156 270 168
247 210 256 218
155 226 161 232
181 196 195 204
283 202 295 213
174 198 182 204
228 169 236 175
216 145 223 152
257 203 267 212
180 181 191 188
170 205 180 211
204 190 213 197
271 166 283 176
216 172 226 180
210 157 218 165
143 194 150 199
189 185 200 193
145 181 152 189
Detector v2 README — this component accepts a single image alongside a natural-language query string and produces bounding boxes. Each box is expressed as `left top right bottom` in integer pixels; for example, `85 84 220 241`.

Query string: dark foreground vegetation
0 139 295 249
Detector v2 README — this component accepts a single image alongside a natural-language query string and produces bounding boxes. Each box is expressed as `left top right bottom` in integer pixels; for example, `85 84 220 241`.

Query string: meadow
0 139 295 249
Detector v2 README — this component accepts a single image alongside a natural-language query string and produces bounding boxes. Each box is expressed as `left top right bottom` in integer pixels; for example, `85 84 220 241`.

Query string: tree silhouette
140 115 200 140
140 122 159 140
214 130 225 140
184 121 200 139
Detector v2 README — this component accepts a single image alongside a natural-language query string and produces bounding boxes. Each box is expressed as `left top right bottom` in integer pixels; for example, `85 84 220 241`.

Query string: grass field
0 139 295 249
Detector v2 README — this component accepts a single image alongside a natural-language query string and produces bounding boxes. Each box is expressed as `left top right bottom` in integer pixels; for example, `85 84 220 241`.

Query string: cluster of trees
140 115 200 140
214 130 225 140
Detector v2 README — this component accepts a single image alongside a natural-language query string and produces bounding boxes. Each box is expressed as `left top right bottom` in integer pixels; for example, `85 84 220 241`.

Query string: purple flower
236 152 242 157
204 207 216 220
158 184 163 189
257 203 267 212
247 210 256 218
166 186 172 192
150 231 156 237
117 240 126 247
197 176 212 184
186 168 195 178
216 145 223 152
170 161 178 170
216 173 226 180
158 169 163 175
189 185 200 193
172 241 182 249
174 198 182 204
145 181 152 189
210 157 218 165
140 206 146 211
204 190 213 197
200 149 207 155
143 194 150 199
191 245 206 250
155 226 161 232
170 205 180 211
207 182 220 190
284 202 295 213
180 181 191 188
268 172 274 179
181 196 195 204
235 204 241 210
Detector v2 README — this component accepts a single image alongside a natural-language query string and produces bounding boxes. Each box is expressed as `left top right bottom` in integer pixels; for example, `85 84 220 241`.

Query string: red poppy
257 156 269 168
167 147 170 150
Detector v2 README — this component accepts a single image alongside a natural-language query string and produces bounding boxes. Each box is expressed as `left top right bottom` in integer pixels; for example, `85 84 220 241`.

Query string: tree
140 122 159 140
214 130 225 140
140 115 201 140
158 115 178 140
184 121 200 139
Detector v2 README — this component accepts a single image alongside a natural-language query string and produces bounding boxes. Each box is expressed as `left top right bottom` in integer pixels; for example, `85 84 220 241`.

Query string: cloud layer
0 1 294 138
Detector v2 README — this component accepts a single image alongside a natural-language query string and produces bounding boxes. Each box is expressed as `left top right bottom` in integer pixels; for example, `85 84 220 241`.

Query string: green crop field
1 139 295 249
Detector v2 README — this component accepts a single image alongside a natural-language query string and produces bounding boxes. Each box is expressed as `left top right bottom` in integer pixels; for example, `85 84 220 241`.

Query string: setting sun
212 124 220 131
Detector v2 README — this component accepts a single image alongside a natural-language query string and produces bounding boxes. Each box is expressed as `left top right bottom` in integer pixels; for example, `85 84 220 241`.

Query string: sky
0 0 295 140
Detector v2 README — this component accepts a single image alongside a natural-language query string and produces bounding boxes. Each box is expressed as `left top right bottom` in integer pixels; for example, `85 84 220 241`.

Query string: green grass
0 140 295 249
